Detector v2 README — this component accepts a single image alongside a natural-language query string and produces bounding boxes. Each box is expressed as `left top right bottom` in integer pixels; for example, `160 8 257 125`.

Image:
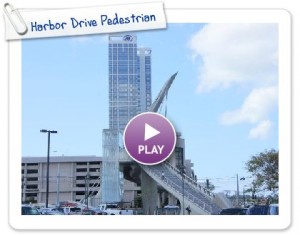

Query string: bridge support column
141 169 158 215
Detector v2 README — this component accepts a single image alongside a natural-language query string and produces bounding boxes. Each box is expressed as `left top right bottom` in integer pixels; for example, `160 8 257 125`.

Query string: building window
26 193 37 197
89 168 100 172
76 176 86 180
26 184 38 189
75 191 85 196
27 169 38 174
76 168 87 172
76 162 87 166
90 176 99 180
27 177 38 181
27 163 38 166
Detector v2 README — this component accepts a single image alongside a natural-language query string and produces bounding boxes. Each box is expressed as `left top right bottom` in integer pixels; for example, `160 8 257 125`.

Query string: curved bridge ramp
141 163 221 215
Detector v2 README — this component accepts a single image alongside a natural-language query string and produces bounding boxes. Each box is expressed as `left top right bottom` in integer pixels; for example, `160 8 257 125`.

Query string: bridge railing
163 161 215 200
142 165 212 214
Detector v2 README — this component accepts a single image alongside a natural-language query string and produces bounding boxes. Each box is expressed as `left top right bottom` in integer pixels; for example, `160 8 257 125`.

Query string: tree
134 195 143 208
245 149 278 196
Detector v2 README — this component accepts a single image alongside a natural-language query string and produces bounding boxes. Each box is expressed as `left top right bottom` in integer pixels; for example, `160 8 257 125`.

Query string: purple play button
123 112 177 165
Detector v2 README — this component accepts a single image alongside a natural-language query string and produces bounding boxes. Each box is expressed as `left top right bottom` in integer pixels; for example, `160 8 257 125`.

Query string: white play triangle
144 123 160 141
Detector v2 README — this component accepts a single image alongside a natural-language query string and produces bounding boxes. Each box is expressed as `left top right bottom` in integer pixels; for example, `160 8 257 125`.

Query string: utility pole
236 174 239 207
181 165 185 215
56 162 60 206
40 129 57 208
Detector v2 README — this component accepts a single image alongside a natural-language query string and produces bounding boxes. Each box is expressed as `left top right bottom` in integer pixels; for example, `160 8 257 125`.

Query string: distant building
184 159 195 179
137 48 152 113
21 156 139 207
167 132 185 170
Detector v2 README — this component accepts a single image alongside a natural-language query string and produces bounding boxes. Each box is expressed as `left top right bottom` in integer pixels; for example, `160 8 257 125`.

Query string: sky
22 23 278 193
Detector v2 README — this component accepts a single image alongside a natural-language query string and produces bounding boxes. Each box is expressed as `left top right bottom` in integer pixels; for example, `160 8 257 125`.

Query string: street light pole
243 186 246 207
236 174 239 207
240 177 246 207
56 161 60 206
85 172 90 209
40 129 57 208
236 175 246 207
181 165 185 215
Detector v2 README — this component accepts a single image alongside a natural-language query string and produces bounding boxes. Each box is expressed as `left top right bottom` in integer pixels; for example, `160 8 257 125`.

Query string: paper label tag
4 2 166 40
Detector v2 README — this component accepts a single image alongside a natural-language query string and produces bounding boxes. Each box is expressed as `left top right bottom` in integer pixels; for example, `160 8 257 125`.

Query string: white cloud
220 86 278 125
70 35 107 45
189 23 278 92
189 23 278 139
248 120 273 140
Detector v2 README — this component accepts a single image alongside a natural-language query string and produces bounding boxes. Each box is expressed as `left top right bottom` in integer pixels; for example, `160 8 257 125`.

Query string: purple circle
123 112 176 165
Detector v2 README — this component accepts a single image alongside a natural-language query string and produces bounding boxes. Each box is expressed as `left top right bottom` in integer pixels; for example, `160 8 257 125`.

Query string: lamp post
40 129 57 208
243 186 246 207
85 172 90 209
56 159 60 207
240 177 246 207
236 175 245 207
236 174 239 206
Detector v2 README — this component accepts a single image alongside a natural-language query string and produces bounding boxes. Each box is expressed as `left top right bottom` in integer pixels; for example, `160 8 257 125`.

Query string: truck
97 203 134 215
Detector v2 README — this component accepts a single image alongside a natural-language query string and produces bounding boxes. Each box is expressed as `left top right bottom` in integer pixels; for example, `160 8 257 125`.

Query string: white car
268 204 279 215
40 208 64 215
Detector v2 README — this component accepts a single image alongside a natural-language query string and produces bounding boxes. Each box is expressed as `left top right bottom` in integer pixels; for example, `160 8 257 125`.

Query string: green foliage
245 149 278 195
134 195 143 208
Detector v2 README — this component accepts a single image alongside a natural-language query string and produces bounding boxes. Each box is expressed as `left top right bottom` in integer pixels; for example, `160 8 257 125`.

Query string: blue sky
22 23 278 193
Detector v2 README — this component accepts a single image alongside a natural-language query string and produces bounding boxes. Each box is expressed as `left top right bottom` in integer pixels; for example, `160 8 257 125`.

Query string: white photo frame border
8 3 291 230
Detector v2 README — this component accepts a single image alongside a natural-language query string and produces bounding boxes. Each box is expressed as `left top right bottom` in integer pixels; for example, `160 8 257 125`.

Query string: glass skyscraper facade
108 34 151 131
137 48 152 113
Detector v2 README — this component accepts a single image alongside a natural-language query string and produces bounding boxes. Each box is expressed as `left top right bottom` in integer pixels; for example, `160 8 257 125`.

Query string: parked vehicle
118 209 135 215
268 204 279 215
163 205 180 215
93 208 108 215
57 206 83 215
21 205 41 215
97 203 134 215
40 207 64 215
219 208 248 215
246 205 269 215
57 201 86 215
81 208 106 215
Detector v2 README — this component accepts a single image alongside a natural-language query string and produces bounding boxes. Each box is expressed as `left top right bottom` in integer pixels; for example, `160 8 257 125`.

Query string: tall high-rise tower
108 34 152 131
108 34 138 131
103 34 152 204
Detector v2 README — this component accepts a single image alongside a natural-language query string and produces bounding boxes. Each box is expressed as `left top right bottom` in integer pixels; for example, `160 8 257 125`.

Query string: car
219 208 248 215
163 205 180 215
81 208 103 215
268 204 279 215
57 206 83 215
93 208 108 215
246 205 269 215
40 208 65 215
22 205 41 215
